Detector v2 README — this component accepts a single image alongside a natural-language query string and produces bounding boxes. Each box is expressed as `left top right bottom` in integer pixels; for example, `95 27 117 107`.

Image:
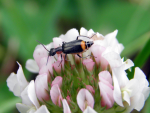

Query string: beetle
37 34 96 66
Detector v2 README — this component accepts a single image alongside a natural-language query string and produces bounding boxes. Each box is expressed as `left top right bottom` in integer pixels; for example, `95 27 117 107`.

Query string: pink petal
77 88 94 111
98 71 112 85
33 43 52 66
100 56 108 70
62 99 71 113
50 85 63 107
83 59 95 71
99 77 113 90
39 57 55 75
35 74 50 102
53 60 64 73
66 96 71 105
99 82 114 109
51 76 63 87
39 65 49 76
90 45 106 64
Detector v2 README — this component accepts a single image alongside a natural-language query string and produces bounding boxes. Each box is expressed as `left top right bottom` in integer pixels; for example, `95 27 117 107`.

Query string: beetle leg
58 54 63 67
64 54 71 61
76 34 96 40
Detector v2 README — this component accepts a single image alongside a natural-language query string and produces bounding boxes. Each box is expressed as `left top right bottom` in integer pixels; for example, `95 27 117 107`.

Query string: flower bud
98 71 114 109
77 88 94 111
50 84 63 107
35 74 50 102
51 76 63 87
83 59 95 72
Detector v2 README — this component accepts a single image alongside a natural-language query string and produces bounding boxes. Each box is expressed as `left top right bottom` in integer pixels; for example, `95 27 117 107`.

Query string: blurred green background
0 0 150 113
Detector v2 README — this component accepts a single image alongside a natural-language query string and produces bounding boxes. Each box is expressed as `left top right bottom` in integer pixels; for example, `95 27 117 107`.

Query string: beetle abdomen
62 40 85 54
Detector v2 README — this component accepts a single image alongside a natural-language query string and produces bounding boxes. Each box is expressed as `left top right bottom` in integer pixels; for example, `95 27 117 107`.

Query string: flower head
7 27 149 113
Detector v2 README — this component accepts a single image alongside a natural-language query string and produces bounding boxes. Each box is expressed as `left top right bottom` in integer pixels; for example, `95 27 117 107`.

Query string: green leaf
121 31 150 57
134 37 150 68
144 97 150 113
0 97 21 113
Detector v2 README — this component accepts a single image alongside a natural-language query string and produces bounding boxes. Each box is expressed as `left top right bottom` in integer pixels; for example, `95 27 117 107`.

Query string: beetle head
49 48 56 56
86 41 94 48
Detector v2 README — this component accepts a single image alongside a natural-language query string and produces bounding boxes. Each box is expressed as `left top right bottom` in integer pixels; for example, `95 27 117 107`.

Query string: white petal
123 59 134 70
93 40 107 47
62 99 71 113
28 80 40 109
6 62 28 96
26 59 39 73
104 30 118 46
87 29 95 37
117 43 124 54
16 103 31 113
53 38 63 48
124 79 139 97
21 85 33 106
16 62 28 88
80 27 88 36
142 87 150 100
13 82 21 96
134 67 146 80
112 65 129 88
113 75 124 107
35 105 50 113
102 51 122 68
122 91 130 105
134 93 145 111
83 106 97 113
6 73 18 93
62 28 79 42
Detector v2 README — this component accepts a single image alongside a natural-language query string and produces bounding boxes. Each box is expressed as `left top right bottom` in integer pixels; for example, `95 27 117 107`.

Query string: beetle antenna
36 40 49 52
90 33 96 39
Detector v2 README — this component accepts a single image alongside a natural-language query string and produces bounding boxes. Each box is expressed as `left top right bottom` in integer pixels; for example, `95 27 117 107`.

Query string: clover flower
7 27 150 113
